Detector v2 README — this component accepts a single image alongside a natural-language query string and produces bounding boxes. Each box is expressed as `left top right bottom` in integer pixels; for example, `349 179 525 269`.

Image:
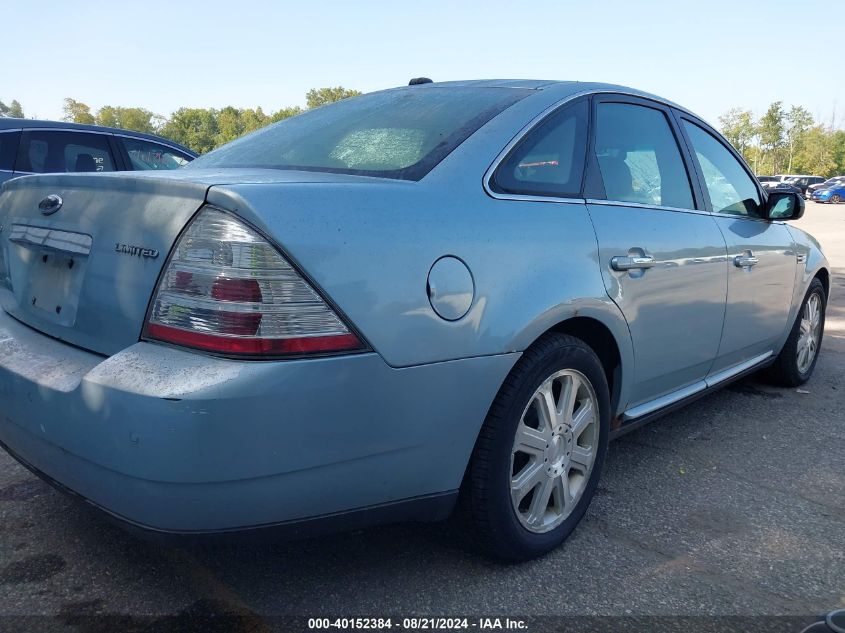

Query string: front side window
16 131 115 173
594 102 694 209
123 137 193 170
188 87 529 181
682 121 762 217
491 100 588 198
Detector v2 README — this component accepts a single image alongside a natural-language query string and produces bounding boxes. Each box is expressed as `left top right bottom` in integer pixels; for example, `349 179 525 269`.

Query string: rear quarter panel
785 223 831 324
207 182 634 409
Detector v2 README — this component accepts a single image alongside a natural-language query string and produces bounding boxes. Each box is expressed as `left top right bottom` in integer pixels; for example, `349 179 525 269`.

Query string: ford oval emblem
38 194 63 216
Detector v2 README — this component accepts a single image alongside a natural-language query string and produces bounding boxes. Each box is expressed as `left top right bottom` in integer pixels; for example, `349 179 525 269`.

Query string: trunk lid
0 169 396 356
0 173 208 356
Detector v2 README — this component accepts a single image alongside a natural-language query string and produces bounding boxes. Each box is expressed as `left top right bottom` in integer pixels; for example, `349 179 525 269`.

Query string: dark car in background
763 180 804 197
783 175 826 195
0 119 197 186
807 176 845 198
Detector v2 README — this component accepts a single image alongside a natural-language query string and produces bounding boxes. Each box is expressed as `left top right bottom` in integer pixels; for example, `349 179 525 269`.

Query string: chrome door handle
611 255 655 271
733 254 759 268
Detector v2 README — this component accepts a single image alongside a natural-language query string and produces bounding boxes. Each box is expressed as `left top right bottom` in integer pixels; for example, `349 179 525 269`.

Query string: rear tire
460 333 610 562
766 278 826 387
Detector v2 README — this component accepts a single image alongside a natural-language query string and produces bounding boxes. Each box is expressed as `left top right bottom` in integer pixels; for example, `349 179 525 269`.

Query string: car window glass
122 137 192 170
491 100 588 198
17 131 115 173
682 121 762 217
0 131 20 170
189 87 529 181
594 103 694 209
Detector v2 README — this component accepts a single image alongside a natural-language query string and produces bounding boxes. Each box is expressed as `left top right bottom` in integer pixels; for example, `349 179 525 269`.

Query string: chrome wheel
510 369 599 533
832 194 841 204
797 293 822 374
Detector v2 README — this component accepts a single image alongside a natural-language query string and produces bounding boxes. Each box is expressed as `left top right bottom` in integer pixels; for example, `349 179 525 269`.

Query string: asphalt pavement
0 202 843 630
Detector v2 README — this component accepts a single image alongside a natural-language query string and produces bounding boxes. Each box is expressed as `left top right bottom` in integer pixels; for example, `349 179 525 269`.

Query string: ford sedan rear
0 80 829 560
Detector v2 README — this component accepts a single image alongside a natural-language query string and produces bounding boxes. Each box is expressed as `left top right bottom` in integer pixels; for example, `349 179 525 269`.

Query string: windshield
188 87 530 180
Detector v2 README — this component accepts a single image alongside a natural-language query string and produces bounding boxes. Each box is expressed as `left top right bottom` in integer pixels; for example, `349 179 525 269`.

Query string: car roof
390 79 707 121
0 117 197 157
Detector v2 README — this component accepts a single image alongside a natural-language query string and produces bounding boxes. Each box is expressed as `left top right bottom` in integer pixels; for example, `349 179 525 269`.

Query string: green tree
305 86 361 109
792 125 836 176
96 106 157 134
9 100 24 118
718 108 756 155
158 108 219 154
268 106 303 123
784 105 814 173
62 98 95 124
0 99 25 118
758 102 786 174
831 129 845 176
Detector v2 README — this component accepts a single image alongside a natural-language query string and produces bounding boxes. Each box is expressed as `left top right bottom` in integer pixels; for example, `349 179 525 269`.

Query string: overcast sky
4 0 843 128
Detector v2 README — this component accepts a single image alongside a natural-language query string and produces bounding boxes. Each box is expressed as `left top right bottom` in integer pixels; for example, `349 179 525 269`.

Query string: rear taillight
144 206 363 357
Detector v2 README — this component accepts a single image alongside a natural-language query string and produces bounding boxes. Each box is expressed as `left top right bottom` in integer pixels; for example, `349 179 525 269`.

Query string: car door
15 130 118 174
677 116 796 374
585 96 728 410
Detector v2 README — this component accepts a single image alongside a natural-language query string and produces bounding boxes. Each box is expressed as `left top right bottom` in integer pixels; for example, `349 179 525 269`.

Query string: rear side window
0 131 20 171
594 102 694 209
491 100 588 198
188 87 530 181
682 121 762 218
122 137 192 170
16 131 116 174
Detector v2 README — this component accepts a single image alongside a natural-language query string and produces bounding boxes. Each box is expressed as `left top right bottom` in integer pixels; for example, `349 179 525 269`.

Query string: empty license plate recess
8 225 92 327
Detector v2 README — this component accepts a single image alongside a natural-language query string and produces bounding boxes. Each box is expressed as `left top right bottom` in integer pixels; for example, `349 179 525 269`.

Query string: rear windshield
188 87 530 180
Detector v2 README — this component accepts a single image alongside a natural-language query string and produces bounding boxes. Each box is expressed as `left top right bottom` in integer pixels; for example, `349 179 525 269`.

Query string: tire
766 278 826 387
831 194 841 204
460 333 610 562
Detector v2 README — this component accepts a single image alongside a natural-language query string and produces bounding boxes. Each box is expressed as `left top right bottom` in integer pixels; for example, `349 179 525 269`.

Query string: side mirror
765 191 804 220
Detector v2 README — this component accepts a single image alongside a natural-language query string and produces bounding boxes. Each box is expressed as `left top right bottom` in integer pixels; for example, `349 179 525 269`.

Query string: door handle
733 253 759 268
611 255 655 271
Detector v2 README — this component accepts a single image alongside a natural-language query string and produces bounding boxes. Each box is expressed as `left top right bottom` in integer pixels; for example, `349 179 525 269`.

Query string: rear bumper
0 308 517 533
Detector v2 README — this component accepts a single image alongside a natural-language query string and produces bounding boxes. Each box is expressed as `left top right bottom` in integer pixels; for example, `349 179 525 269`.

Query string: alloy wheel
797 293 822 374
510 369 599 533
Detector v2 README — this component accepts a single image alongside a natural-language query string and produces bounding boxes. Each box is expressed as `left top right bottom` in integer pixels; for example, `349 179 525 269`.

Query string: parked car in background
0 119 197 186
757 175 780 186
811 182 845 204
807 176 845 198
0 80 828 561
783 175 826 195
764 180 804 197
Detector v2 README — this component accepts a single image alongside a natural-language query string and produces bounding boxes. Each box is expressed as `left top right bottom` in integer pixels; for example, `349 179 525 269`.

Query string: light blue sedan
0 80 829 560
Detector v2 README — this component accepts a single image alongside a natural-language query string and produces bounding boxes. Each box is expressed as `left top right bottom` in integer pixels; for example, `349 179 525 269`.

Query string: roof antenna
408 77 433 85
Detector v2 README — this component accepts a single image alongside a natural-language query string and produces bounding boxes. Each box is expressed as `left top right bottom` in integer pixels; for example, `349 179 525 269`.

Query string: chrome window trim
487 193 586 205
0 128 22 133
483 88 707 204
18 127 113 136
585 198 711 217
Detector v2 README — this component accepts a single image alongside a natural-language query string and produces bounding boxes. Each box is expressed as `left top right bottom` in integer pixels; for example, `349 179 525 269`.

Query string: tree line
4 92 844 177
719 103 845 177
0 87 361 154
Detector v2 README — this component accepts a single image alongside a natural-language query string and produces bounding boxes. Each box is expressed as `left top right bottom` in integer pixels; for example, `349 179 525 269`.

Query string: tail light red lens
144 206 363 357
